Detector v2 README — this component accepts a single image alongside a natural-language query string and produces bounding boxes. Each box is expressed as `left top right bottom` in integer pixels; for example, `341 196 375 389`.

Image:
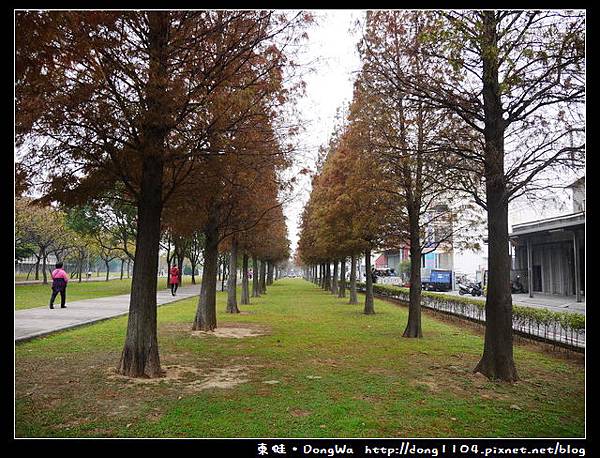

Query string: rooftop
510 211 585 237
567 176 585 189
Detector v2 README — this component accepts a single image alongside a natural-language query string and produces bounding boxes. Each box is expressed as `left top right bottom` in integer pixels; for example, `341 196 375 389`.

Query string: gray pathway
15 284 201 342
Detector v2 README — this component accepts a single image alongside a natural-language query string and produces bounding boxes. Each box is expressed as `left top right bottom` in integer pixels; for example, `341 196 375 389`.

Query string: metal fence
356 284 585 352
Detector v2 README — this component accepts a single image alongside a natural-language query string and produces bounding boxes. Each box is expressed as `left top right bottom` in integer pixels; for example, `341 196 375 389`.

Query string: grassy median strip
15 278 584 438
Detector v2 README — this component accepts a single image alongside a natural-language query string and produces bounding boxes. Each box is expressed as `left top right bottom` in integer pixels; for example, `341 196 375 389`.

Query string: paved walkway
14 284 201 342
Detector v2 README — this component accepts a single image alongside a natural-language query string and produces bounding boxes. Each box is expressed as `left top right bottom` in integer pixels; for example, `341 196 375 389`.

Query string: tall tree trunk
267 260 274 285
403 208 423 337
331 260 338 295
120 259 125 280
41 250 48 284
127 259 131 278
34 253 40 280
364 248 375 314
221 257 227 292
117 11 169 378
324 262 331 290
260 259 267 294
194 222 219 331
165 238 172 289
338 258 346 298
226 236 240 313
177 254 184 288
190 261 196 285
117 156 164 377
252 256 260 297
241 253 250 305
166 260 171 288
349 254 358 304
25 262 34 280
105 260 110 281
474 11 518 382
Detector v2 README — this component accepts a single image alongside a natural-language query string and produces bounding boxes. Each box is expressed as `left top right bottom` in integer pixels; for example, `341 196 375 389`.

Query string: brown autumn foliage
16 11 308 378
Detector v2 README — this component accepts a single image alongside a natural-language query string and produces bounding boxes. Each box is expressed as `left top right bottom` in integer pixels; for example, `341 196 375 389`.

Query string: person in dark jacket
49 262 69 309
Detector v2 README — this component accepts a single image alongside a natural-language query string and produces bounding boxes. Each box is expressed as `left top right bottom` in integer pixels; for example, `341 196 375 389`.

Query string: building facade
510 177 585 301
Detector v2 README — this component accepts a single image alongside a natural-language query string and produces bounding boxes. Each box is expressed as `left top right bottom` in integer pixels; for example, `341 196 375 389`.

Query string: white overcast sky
283 10 364 254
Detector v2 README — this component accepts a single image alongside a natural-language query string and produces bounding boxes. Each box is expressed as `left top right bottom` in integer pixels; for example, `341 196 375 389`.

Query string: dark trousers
50 288 66 308
170 283 179 295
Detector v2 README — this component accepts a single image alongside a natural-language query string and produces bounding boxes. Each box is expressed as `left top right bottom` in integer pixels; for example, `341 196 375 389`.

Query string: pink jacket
169 267 180 284
51 268 69 283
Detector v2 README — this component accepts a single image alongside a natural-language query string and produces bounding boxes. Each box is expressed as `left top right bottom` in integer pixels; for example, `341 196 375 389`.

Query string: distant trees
297 99 398 315
16 199 106 282
16 198 72 283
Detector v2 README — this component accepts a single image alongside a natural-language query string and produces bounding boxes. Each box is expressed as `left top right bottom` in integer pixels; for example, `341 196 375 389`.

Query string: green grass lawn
14 278 584 438
14 275 196 310
15 272 121 281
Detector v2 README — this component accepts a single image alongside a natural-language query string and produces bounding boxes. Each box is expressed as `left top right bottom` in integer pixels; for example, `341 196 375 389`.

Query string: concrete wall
452 248 488 282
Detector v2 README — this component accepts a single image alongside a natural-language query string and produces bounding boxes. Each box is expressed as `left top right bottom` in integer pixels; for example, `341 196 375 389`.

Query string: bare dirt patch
191 323 269 339
106 364 252 393
414 378 441 393
410 363 514 401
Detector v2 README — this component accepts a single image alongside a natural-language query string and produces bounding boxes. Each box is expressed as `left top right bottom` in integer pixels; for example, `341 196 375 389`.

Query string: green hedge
357 282 585 337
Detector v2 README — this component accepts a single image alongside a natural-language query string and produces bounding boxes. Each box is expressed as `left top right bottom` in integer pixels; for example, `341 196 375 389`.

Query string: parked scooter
458 282 471 296
470 282 483 296
458 282 482 296
511 275 526 294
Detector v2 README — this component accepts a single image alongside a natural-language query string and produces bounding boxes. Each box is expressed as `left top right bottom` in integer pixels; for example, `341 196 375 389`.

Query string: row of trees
16 11 300 378
297 10 584 382
16 197 134 283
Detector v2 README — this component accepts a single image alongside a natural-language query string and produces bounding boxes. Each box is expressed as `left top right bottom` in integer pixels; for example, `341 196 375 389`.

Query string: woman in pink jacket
49 262 69 309
169 265 180 296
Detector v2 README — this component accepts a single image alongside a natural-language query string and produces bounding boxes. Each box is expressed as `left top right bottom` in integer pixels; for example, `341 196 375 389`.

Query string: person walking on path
169 265 180 296
49 262 69 309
